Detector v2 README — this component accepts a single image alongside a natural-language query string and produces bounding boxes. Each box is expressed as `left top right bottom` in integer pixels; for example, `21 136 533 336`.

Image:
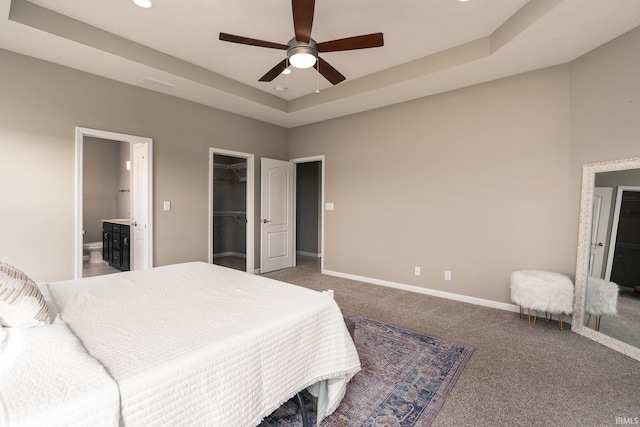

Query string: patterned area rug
260 313 474 427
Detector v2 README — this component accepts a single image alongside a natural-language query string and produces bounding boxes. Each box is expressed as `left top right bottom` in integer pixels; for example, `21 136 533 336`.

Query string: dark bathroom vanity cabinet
102 220 131 271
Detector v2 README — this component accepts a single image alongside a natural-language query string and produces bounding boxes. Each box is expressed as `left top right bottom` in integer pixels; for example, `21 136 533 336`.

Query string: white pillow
0 261 52 327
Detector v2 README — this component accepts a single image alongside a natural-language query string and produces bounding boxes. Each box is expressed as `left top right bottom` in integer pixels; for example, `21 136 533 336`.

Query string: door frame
74 127 154 279
208 147 254 274
291 155 325 274
604 185 640 281
589 187 613 278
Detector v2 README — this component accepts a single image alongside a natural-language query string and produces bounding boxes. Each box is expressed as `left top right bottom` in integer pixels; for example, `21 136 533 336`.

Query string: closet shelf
213 211 246 225
213 162 247 183
213 162 247 170
213 211 246 216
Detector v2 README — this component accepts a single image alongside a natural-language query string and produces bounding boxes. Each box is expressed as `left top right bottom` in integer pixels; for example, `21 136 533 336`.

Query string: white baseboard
323 269 520 313
296 251 321 258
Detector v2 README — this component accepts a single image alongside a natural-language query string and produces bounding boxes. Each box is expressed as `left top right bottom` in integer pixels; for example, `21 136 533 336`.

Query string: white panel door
261 158 294 273
132 142 150 270
589 187 613 278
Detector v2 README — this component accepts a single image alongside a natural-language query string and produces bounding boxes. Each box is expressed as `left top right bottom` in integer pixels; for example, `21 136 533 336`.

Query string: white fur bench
585 277 618 331
510 270 574 330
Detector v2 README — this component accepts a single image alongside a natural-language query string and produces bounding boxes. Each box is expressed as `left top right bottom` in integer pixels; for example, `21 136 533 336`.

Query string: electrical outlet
444 270 452 281
163 201 171 211
414 266 421 276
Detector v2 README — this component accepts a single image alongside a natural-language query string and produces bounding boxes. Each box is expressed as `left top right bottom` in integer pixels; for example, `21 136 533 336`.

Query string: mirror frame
572 157 640 361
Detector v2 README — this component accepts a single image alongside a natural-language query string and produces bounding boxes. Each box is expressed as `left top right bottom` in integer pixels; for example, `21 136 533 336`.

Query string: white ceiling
1 0 639 128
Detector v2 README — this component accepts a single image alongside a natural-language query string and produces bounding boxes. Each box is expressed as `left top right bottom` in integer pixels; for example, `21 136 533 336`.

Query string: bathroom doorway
75 127 153 279
82 137 131 277
209 148 254 273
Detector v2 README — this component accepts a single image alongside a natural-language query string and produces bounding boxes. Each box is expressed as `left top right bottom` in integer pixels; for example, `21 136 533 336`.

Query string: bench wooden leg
527 309 538 328
558 313 563 331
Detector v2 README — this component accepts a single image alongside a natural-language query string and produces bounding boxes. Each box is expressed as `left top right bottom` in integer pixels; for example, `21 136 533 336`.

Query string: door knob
597 242 604 247
133 222 138 227
262 219 271 223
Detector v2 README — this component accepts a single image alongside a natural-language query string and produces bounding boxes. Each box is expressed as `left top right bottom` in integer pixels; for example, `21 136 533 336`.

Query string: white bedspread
0 319 119 427
47 262 360 426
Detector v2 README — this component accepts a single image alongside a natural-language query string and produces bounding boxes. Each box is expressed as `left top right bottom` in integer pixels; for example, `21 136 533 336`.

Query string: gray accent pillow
0 261 52 327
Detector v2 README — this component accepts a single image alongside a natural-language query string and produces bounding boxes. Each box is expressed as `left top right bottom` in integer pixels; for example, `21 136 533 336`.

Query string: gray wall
595 169 640 189
569 25 640 276
296 161 320 255
0 49 288 282
82 137 127 243
289 25 640 306
117 140 131 219
290 65 572 304
1 23 638 306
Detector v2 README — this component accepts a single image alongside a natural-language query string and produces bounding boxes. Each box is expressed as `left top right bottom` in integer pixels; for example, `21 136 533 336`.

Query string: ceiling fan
219 0 384 85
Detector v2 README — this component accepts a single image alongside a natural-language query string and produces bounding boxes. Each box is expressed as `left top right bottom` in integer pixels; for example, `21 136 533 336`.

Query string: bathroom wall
117 141 131 219
83 137 129 243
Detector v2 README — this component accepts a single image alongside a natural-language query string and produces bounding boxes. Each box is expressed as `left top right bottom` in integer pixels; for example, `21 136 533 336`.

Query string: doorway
292 156 325 273
209 148 254 274
75 127 153 279
605 187 640 289
589 187 613 278
258 156 325 274
295 161 322 257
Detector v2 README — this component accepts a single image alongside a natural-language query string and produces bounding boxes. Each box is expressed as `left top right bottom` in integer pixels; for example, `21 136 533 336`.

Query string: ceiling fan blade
317 33 384 52
259 59 289 82
314 57 346 85
219 33 288 50
292 0 315 43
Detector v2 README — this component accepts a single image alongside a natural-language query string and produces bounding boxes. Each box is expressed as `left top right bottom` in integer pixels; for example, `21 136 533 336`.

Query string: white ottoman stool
510 270 574 330
585 277 618 331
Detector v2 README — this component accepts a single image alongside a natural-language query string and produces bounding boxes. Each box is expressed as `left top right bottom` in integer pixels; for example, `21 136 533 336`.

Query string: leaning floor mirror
573 157 640 361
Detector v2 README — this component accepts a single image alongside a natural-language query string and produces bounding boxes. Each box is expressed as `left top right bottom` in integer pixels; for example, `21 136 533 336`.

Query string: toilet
83 241 104 264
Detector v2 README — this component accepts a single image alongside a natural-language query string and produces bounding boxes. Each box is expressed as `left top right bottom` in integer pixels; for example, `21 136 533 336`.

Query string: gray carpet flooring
264 257 640 427
599 294 640 349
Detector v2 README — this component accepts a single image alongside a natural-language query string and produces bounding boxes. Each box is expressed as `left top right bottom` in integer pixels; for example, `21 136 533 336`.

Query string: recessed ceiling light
457 0 471 2
133 0 152 8
281 68 292 75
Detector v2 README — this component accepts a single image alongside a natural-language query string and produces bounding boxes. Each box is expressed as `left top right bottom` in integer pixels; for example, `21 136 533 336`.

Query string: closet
212 154 247 271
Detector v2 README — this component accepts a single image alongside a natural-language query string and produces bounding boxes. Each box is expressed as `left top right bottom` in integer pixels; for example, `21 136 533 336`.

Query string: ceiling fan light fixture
287 45 318 68
290 53 316 69
133 0 153 8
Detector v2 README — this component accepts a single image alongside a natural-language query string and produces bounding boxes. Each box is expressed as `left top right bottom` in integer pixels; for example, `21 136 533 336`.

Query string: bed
0 262 360 426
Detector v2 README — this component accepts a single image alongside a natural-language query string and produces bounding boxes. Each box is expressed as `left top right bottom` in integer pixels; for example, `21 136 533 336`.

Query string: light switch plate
326 203 334 211
163 201 171 211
